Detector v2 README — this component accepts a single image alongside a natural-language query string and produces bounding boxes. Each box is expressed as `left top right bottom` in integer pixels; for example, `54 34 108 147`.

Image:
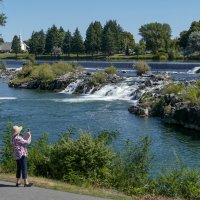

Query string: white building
19 34 29 52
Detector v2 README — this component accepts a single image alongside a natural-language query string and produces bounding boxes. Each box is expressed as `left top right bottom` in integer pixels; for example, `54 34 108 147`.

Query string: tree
58 26 65 48
102 20 124 55
134 40 146 57
71 28 84 57
11 35 21 56
179 21 200 50
0 0 6 43
62 30 72 56
120 31 135 55
139 22 171 53
29 30 46 56
93 21 103 53
187 31 200 55
45 25 60 54
102 28 115 56
85 23 96 56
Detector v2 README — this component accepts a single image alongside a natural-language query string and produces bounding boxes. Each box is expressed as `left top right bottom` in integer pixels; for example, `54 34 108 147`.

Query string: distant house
0 34 29 53
19 34 29 52
0 42 12 53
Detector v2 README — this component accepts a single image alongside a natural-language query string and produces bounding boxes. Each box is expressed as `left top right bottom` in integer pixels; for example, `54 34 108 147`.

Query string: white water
187 66 200 74
60 79 83 94
0 97 17 100
59 77 164 103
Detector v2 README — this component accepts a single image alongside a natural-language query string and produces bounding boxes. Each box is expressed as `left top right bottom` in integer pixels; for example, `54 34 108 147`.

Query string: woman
12 125 32 187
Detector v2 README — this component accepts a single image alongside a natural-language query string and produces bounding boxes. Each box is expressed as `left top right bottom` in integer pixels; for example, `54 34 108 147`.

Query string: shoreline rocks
128 80 200 131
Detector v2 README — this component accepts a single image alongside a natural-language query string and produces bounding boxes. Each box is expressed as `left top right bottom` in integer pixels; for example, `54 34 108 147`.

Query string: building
0 34 29 53
0 42 12 53
19 34 29 52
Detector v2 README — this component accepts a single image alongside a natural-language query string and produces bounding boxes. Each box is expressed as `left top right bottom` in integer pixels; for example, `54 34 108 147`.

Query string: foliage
163 83 184 95
0 61 6 70
45 25 64 54
29 30 46 55
11 35 21 55
71 28 85 56
101 20 124 55
187 31 200 55
153 52 168 60
62 30 72 55
134 61 151 75
139 22 172 53
112 136 152 195
150 166 200 199
11 62 81 83
92 71 107 86
104 66 117 74
0 123 16 172
179 20 200 50
163 83 200 103
181 86 200 103
85 22 103 56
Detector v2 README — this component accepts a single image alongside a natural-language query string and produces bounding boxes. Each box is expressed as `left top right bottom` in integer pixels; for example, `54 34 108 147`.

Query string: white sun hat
13 125 23 134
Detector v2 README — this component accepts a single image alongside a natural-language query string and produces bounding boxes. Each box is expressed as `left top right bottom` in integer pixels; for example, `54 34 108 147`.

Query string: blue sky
1 0 200 42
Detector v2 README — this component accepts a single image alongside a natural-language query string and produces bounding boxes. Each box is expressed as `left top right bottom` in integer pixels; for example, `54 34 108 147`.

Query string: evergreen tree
29 30 46 55
11 35 21 56
37 30 46 55
71 28 84 57
62 30 72 56
85 23 96 56
102 28 115 55
29 31 39 55
45 25 60 54
0 0 6 43
58 26 65 48
102 20 123 54
93 21 103 53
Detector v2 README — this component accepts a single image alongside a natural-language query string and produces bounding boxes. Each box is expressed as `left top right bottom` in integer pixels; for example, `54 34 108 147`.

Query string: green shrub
0 62 6 71
151 167 200 199
104 66 117 74
49 130 115 186
134 61 151 75
28 133 51 177
92 71 107 86
163 83 184 95
111 136 152 195
0 123 16 172
181 86 200 103
153 52 168 60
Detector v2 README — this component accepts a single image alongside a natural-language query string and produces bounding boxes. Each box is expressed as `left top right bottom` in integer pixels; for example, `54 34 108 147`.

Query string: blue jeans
16 156 28 179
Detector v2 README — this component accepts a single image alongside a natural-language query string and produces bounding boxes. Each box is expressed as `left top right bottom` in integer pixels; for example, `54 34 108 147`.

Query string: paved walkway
0 181 110 200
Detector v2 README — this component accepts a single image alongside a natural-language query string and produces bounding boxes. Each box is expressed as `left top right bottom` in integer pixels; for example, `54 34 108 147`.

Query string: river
0 59 200 171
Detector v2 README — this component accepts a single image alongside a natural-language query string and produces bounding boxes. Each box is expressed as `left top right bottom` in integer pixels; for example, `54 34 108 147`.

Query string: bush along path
1 123 200 199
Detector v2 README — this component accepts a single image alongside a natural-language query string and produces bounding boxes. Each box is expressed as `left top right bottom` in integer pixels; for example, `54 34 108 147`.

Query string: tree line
11 19 200 58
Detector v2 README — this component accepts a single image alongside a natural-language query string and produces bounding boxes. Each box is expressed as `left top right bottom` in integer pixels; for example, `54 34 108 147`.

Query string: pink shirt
12 134 31 160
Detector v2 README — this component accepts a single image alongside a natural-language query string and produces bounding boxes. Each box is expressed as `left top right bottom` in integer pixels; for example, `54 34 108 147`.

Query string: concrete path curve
0 181 110 200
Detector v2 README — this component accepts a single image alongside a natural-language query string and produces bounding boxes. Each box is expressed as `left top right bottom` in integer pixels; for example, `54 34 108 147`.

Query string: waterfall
60 79 83 94
60 77 156 102
187 66 200 74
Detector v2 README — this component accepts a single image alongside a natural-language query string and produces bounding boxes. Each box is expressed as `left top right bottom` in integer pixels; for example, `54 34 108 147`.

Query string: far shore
0 53 200 63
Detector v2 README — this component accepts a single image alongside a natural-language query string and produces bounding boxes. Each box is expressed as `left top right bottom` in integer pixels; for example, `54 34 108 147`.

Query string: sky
1 0 200 42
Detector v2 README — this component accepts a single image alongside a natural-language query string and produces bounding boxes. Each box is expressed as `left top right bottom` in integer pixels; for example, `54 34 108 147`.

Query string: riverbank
128 80 200 131
0 53 191 61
